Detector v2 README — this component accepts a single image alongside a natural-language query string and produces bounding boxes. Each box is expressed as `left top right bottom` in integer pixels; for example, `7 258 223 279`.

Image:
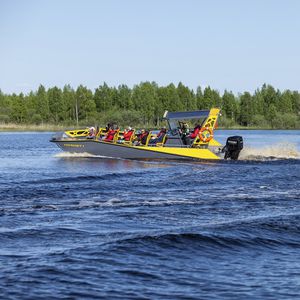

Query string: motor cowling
222 136 243 160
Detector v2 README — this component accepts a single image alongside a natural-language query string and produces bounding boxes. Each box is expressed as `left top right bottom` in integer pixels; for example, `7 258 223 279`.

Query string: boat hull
51 139 221 160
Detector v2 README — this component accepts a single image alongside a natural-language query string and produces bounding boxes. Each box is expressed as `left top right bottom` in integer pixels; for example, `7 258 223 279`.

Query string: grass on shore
0 123 72 132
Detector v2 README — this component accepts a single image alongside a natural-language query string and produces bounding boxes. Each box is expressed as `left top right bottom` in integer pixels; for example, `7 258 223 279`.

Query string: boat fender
199 127 213 143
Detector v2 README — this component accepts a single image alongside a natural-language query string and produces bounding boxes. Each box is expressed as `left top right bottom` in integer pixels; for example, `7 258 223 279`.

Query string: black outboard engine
222 136 243 160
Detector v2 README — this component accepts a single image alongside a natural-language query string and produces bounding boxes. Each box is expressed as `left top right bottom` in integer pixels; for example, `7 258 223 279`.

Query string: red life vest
189 126 200 139
104 129 116 142
157 129 166 139
123 130 134 141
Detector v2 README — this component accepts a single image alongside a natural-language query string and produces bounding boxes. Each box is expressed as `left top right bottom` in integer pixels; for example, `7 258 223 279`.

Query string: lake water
0 130 300 299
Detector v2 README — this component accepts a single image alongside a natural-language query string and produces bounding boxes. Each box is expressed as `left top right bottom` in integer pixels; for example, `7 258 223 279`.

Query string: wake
54 152 106 158
239 142 300 160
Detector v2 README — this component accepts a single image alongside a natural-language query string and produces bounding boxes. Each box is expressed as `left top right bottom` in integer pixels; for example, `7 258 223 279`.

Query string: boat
50 108 243 161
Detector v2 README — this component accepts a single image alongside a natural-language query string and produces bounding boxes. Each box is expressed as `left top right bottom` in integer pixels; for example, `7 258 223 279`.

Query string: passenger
87 126 96 138
182 123 189 135
184 124 201 145
123 126 134 142
135 129 149 145
98 123 111 140
182 124 189 144
179 123 190 144
104 128 117 142
141 130 149 145
103 123 112 133
190 124 201 138
149 127 167 144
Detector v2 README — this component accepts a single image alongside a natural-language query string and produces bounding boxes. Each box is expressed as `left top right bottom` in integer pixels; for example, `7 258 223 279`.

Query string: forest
0 82 299 129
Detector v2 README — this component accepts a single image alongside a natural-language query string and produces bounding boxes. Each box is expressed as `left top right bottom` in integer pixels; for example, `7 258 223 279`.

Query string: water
0 130 300 299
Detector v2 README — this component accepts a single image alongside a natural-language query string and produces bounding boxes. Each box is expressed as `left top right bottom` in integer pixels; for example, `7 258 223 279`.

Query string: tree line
0 82 299 129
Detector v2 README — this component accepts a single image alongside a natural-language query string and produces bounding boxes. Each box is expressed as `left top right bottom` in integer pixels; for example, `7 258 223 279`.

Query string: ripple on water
0 131 300 299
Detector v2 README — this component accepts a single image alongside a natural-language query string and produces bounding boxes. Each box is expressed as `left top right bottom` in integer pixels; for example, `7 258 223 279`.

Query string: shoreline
0 123 299 132
0 123 77 132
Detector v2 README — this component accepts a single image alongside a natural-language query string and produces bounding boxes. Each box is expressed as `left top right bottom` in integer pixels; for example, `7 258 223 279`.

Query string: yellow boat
50 108 243 161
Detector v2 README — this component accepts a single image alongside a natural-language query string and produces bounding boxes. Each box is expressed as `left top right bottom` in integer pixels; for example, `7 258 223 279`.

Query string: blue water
0 130 300 299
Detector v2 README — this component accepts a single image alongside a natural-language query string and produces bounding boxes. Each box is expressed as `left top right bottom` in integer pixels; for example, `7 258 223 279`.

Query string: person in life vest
98 123 112 140
105 123 112 132
117 126 134 143
122 126 134 142
135 129 149 145
149 127 167 145
184 124 201 145
104 127 118 142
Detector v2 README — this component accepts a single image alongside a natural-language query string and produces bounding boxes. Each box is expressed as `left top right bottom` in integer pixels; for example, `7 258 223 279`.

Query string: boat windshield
164 110 210 131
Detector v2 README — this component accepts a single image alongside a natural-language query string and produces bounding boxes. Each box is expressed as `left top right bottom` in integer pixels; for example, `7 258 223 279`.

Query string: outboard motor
222 136 243 160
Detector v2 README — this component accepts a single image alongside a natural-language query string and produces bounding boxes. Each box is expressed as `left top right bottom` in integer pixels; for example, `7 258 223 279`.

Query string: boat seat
155 134 167 147
143 131 152 146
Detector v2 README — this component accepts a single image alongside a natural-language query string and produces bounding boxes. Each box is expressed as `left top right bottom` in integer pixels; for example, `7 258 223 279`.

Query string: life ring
199 127 214 143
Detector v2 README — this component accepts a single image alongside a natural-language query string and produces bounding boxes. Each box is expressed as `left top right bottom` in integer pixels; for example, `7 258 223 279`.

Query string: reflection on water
54 153 172 172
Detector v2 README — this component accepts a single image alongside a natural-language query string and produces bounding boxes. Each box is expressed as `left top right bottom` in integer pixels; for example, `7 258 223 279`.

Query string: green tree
116 84 133 110
132 82 158 124
267 104 277 128
196 86 204 109
94 82 114 112
157 83 182 113
48 86 63 122
1 82 299 129
202 87 221 109
239 92 253 126
75 85 96 123
177 82 196 111
260 84 280 116
278 90 293 113
291 91 300 115
112 84 133 110
25 91 37 123
63 85 76 122
36 85 50 121
252 89 264 116
10 93 27 123
0 90 11 122
222 90 237 120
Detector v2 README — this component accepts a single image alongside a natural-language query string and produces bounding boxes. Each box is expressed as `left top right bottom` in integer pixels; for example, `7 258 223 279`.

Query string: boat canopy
163 110 210 121
163 110 212 131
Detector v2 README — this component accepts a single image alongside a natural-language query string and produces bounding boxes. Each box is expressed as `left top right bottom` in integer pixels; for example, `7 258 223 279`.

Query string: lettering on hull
63 144 85 148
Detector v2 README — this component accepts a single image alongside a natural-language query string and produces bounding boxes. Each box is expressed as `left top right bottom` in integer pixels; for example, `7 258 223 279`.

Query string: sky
1 0 300 94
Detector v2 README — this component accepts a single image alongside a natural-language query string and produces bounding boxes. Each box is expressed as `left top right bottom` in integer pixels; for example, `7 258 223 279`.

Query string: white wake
239 142 300 160
54 152 104 158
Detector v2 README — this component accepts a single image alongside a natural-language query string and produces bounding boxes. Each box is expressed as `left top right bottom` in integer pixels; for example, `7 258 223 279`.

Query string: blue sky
1 0 299 94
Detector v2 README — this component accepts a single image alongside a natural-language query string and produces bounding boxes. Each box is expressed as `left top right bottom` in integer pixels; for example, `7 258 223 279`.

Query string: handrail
113 130 120 143
145 131 153 146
